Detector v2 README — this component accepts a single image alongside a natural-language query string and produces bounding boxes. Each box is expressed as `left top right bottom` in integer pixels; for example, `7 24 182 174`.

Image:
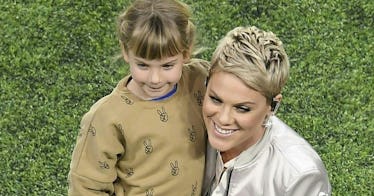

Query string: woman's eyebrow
234 101 256 106
209 89 256 105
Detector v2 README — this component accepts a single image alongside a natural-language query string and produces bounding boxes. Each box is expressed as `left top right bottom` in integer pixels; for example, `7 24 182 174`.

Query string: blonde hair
117 0 195 60
209 26 290 103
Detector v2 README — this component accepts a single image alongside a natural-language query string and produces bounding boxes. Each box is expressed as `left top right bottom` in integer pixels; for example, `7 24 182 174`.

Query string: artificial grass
1 0 372 195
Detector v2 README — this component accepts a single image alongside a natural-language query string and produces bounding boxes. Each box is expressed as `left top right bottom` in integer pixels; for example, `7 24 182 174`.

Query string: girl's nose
149 69 161 84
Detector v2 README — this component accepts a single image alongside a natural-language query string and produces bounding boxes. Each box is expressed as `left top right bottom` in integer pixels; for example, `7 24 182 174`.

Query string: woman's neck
220 151 237 164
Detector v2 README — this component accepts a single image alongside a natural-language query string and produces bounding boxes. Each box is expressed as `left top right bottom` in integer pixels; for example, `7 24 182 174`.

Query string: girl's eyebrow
133 58 178 65
164 59 178 64
133 59 145 65
160 58 178 65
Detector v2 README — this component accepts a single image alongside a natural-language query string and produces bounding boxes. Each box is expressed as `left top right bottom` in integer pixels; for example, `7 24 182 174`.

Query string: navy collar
151 84 178 101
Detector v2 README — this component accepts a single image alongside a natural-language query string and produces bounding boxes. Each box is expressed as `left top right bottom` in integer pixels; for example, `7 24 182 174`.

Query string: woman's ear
274 94 282 103
271 94 283 113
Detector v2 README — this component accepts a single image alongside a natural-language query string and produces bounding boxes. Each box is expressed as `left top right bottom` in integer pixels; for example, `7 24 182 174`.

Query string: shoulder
270 116 325 172
180 59 209 93
80 80 126 126
81 95 111 120
285 169 331 195
269 117 331 193
183 58 210 77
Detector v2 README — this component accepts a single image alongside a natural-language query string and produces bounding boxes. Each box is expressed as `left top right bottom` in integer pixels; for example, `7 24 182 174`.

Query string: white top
202 116 331 196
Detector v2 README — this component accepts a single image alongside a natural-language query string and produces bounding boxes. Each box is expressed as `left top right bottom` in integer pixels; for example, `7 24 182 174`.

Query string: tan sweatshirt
68 60 209 196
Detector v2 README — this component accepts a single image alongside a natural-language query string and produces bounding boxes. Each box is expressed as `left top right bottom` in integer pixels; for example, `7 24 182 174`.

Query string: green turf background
1 0 372 195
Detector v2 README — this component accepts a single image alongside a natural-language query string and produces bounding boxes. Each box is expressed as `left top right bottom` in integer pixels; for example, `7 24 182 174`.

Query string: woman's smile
213 122 238 136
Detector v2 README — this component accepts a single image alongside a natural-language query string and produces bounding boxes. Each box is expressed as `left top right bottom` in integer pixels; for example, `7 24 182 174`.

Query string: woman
202 26 331 196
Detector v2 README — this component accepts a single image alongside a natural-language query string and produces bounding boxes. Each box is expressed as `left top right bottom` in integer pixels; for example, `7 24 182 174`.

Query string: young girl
202 26 331 195
68 0 209 195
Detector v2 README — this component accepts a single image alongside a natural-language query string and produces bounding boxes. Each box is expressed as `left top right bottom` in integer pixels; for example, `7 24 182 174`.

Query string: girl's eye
209 95 221 104
162 64 174 70
235 105 250 113
137 63 148 69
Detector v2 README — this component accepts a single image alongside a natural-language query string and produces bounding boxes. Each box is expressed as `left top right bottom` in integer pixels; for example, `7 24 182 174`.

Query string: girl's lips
145 85 167 94
147 86 163 91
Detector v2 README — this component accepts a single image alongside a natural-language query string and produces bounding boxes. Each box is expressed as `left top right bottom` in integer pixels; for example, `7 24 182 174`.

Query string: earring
262 116 272 129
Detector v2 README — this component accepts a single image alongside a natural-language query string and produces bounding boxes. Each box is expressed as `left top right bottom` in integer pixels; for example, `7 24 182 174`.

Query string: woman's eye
235 106 250 113
209 95 221 104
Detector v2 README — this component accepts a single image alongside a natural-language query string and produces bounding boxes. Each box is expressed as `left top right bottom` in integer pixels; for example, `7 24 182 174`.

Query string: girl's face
203 71 271 162
124 51 185 100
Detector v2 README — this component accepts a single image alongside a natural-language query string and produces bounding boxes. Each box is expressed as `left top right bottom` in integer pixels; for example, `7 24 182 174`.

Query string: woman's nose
218 106 233 125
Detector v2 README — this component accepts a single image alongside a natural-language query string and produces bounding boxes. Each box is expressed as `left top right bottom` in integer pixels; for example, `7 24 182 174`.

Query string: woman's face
203 71 271 162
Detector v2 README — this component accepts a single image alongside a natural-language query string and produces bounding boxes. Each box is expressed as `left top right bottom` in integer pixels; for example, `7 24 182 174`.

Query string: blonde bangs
129 17 183 60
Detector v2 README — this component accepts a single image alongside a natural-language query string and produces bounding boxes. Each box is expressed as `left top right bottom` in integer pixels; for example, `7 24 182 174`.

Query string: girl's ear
183 56 190 63
183 45 194 63
120 41 129 63
183 52 191 63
